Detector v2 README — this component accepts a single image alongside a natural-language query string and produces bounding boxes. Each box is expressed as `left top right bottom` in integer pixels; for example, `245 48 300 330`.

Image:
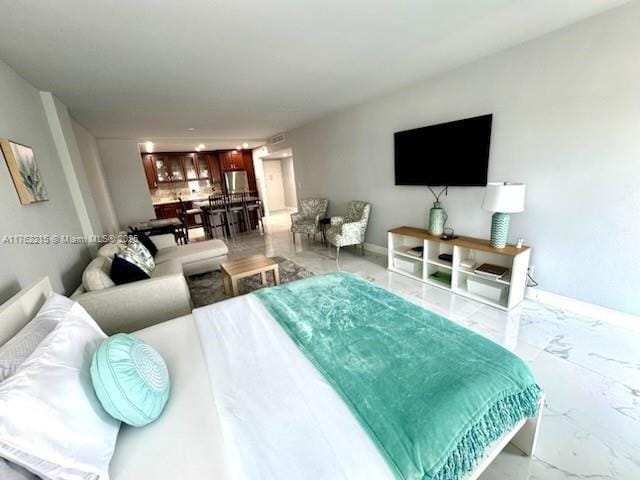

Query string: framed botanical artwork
1 139 48 204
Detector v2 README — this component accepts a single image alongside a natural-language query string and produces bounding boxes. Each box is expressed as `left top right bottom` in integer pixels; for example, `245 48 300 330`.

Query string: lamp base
490 212 510 249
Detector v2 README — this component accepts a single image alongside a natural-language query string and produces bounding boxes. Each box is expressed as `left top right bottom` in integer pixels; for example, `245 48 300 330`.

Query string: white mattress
193 295 394 480
109 314 229 479
110 295 394 479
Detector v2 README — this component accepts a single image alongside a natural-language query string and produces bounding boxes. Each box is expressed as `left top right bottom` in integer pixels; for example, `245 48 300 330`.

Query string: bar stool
177 197 204 243
225 193 248 239
243 192 264 234
206 194 229 240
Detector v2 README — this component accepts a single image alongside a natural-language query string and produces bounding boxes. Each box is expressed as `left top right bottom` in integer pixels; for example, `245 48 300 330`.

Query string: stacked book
474 263 509 280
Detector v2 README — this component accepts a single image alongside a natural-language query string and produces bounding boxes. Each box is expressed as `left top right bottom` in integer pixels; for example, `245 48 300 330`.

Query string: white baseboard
363 242 388 255
525 287 640 333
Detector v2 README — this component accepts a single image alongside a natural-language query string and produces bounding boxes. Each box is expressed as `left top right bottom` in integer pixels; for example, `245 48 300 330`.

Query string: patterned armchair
326 201 371 258
290 198 329 243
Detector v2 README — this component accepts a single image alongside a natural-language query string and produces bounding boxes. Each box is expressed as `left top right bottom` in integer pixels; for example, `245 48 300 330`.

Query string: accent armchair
290 198 329 244
326 201 371 259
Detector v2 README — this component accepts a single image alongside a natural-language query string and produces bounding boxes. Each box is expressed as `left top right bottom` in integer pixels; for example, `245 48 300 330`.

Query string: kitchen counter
151 194 218 206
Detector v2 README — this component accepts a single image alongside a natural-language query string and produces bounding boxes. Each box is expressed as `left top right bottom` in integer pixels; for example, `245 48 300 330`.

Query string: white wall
97 139 155 229
281 157 298 208
0 58 91 299
72 119 119 235
280 2 640 316
41 92 102 241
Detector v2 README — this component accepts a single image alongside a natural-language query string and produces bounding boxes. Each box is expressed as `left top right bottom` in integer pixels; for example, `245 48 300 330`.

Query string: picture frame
0 139 48 204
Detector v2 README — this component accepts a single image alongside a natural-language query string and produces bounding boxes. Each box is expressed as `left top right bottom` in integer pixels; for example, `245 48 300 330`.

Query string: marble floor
198 212 640 480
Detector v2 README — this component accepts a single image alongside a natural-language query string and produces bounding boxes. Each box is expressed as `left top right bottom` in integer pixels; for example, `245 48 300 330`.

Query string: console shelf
388 226 531 310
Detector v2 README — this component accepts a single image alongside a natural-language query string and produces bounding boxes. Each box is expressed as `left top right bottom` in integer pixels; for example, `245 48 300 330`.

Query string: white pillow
0 293 74 383
0 302 120 479
82 257 115 292
0 458 37 480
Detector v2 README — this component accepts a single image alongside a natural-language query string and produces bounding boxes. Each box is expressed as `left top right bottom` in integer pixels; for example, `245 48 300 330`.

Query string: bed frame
0 277 53 345
0 276 543 479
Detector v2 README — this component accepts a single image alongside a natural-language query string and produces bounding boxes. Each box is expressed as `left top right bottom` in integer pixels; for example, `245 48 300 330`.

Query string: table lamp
482 182 526 249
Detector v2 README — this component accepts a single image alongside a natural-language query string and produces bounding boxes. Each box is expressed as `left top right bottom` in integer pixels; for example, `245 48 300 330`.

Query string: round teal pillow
90 333 170 427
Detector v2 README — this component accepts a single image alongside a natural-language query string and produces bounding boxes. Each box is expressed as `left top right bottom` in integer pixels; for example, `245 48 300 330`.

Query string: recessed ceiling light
195 147 201 152
235 145 242 150
188 127 195 131
144 141 154 152
242 142 249 149
197 144 205 149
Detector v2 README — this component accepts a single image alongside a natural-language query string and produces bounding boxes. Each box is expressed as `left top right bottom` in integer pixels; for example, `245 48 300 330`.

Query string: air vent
270 133 285 145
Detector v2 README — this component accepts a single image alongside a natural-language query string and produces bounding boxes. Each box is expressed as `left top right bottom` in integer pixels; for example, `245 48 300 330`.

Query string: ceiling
138 139 264 153
0 0 628 142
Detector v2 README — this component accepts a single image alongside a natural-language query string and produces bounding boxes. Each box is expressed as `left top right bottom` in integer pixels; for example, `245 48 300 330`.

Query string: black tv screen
394 114 492 186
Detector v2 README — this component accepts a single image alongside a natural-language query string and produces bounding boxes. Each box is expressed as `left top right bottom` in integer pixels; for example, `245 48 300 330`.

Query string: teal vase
490 212 510 249
428 202 447 236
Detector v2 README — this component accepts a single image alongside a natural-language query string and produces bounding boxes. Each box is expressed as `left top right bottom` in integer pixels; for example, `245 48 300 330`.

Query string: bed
0 275 543 480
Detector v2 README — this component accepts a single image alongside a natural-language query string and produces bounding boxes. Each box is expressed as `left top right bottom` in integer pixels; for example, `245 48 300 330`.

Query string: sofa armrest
149 233 177 250
75 274 192 335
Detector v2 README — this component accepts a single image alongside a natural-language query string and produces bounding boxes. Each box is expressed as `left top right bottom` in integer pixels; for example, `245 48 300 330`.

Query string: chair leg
292 232 296 245
361 243 365 256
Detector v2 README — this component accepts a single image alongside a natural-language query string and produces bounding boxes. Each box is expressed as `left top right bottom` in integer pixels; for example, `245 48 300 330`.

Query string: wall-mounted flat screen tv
394 114 492 186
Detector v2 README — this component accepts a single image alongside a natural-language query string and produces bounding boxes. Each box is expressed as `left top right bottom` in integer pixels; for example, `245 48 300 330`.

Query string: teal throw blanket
254 272 540 480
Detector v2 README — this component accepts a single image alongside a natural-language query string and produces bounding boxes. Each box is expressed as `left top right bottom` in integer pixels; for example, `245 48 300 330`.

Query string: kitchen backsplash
150 180 224 203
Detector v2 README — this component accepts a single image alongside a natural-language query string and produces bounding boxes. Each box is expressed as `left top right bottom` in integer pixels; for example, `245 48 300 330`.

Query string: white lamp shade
482 182 526 213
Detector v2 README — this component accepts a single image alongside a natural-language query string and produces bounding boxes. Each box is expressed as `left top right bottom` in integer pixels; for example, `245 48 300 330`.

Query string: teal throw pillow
90 333 170 427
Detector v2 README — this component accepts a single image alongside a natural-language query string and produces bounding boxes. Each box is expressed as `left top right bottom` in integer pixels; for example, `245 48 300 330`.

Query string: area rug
187 255 314 307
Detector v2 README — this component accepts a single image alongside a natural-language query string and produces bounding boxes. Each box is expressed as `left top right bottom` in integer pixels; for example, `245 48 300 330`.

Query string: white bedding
110 314 229 479
193 294 394 480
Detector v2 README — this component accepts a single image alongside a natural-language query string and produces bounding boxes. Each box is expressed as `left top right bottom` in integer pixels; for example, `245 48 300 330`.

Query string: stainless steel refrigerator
224 170 249 193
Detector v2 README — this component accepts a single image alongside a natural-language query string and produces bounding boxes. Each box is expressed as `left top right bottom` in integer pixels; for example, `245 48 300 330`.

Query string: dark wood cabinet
142 154 158 189
219 149 244 171
242 150 257 191
180 154 198 181
143 152 223 186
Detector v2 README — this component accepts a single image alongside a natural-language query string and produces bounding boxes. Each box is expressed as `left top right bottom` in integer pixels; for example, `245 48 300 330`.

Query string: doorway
263 159 287 212
256 147 298 216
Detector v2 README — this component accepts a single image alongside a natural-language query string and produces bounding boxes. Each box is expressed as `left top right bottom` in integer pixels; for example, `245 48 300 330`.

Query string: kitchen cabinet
167 157 184 182
143 152 223 186
153 155 171 183
181 154 198 181
142 154 158 189
219 149 244 171
196 152 221 183
154 200 199 226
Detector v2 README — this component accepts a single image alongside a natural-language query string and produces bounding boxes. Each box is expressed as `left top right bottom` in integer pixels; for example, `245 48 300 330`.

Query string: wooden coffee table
220 254 280 297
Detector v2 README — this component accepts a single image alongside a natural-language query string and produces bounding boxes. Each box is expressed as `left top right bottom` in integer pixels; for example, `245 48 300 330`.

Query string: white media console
388 226 531 310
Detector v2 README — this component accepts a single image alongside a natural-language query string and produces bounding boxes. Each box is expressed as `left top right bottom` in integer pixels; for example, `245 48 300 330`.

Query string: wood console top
388 226 530 257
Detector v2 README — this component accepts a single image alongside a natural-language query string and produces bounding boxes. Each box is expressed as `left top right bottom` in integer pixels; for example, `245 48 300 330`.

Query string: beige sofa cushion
151 258 183 278
155 239 228 267
82 257 115 292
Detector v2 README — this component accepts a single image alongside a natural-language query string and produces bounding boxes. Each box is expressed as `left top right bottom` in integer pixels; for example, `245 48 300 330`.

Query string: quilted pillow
91 333 170 427
134 232 158 257
0 293 74 383
126 238 155 274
